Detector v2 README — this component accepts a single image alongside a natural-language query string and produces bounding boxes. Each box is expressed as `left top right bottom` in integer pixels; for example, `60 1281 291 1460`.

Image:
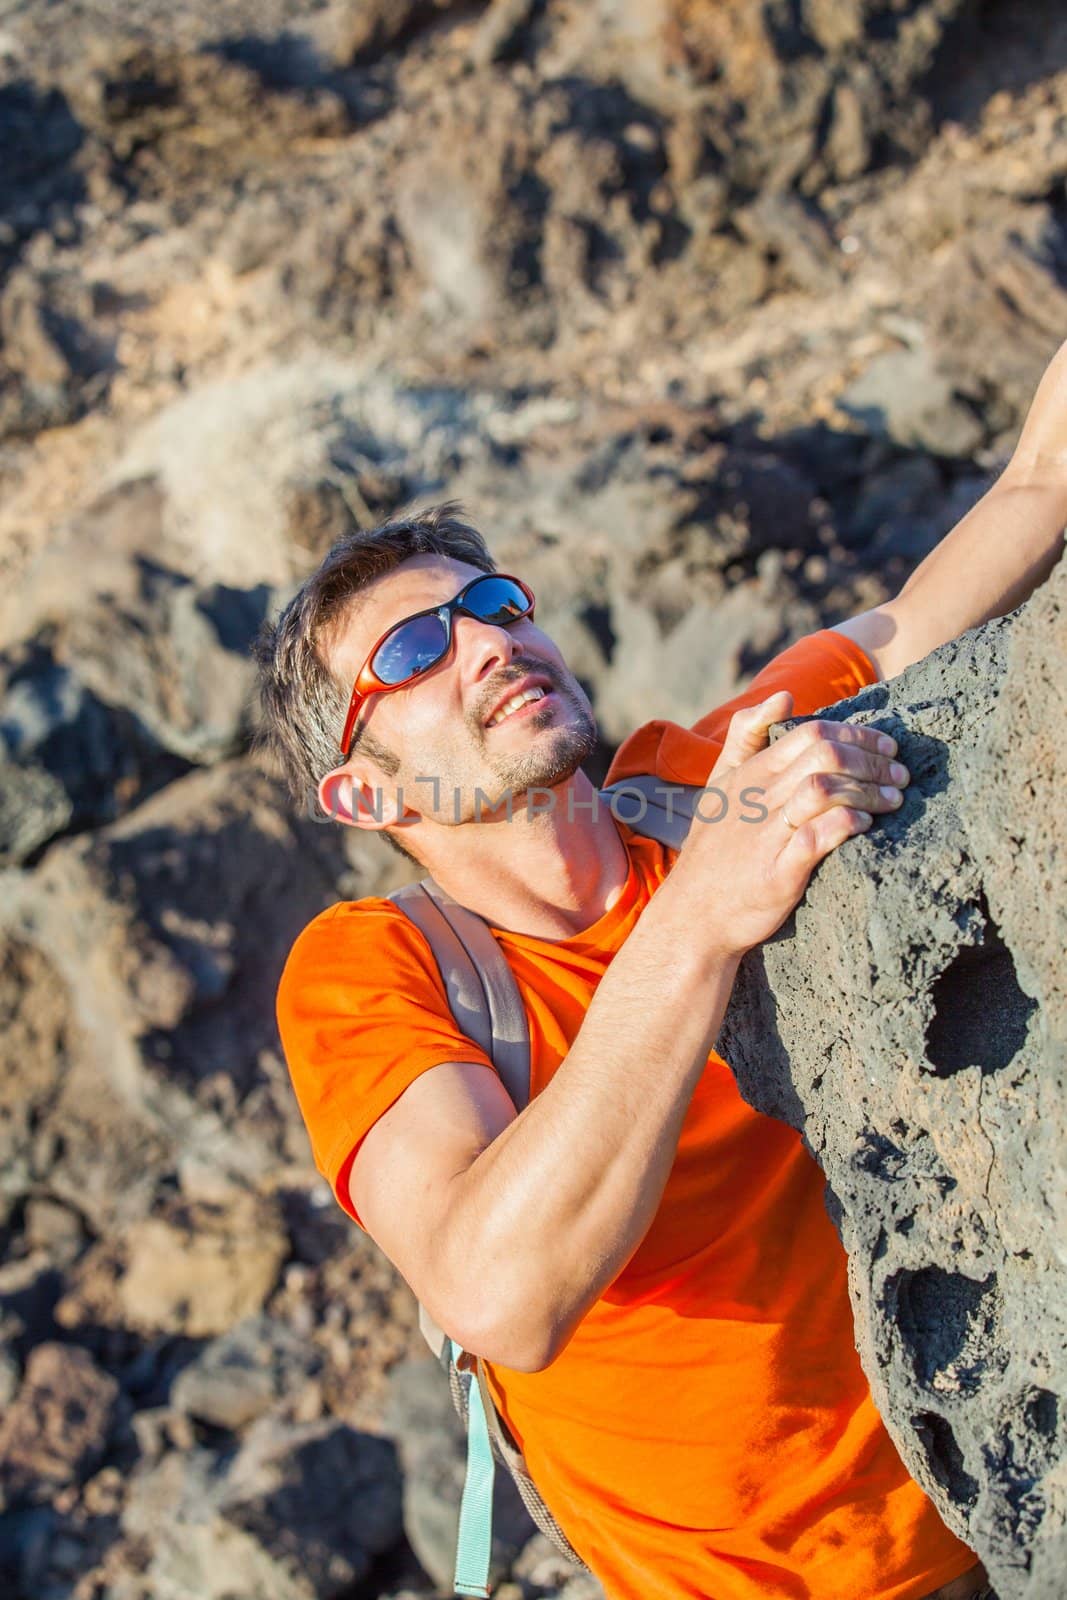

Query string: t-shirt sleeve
606 627 880 787
275 900 494 1226
688 627 880 742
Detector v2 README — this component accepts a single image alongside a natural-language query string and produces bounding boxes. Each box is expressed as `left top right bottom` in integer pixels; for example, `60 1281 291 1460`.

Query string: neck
410 770 631 939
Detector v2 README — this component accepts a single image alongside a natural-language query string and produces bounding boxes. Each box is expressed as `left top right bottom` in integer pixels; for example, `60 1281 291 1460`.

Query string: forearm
900 339 1067 638
838 340 1067 678
440 871 740 1370
891 468 1066 657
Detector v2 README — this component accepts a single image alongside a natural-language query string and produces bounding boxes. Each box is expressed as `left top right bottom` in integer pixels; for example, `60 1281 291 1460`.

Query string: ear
317 766 417 832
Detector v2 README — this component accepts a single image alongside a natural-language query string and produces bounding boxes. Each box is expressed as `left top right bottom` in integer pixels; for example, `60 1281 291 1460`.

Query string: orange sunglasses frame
337 573 536 757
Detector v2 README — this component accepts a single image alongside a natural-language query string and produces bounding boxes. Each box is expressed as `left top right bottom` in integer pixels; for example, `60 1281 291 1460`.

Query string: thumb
710 690 794 778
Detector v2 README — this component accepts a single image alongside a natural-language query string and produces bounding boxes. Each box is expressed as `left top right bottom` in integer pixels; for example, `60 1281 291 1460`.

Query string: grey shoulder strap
386 879 532 1114
599 776 701 850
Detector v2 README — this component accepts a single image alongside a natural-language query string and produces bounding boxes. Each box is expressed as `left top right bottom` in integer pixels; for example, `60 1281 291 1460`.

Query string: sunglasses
338 572 537 757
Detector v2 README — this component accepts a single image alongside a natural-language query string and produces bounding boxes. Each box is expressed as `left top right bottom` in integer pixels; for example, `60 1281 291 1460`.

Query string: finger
759 718 903 785
710 691 794 779
779 773 904 830
769 745 909 814
776 803 872 876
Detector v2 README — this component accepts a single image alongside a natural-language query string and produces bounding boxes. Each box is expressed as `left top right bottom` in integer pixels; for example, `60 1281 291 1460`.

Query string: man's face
328 555 598 823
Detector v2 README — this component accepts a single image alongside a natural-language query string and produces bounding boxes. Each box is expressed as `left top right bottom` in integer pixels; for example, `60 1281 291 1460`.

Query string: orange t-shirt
276 629 976 1600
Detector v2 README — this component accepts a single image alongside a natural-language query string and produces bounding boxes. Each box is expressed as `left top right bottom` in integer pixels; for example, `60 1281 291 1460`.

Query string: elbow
425 1205 586 1371
494 1327 565 1374
447 1300 570 1374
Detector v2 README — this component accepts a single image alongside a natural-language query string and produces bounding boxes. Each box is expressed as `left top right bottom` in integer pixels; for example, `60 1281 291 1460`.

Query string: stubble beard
457 677 599 817
482 692 598 794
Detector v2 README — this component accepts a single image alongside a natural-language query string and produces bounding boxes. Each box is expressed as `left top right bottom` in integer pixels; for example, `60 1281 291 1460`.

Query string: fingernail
858 811 872 826
880 785 902 802
877 734 897 755
889 761 908 783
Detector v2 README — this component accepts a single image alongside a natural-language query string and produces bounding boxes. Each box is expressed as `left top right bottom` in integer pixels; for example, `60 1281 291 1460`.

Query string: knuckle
791 721 821 751
804 746 832 777
807 771 836 800
810 733 843 768
822 807 852 842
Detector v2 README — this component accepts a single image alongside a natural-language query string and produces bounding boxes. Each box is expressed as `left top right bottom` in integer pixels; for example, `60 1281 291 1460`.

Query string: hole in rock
852 1130 906 1181
1024 1387 1059 1444
923 896 1036 1076
913 1411 979 1506
983 1387 1060 1541
892 1266 1003 1397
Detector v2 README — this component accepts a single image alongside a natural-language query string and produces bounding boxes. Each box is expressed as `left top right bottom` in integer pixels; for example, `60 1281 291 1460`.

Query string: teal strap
452 1341 496 1598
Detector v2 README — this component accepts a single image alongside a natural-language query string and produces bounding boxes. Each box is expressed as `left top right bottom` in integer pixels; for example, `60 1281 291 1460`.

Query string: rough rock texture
719 557 1067 1598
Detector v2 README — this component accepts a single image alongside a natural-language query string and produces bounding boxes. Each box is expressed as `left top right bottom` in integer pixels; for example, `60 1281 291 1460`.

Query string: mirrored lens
463 576 532 625
372 613 448 684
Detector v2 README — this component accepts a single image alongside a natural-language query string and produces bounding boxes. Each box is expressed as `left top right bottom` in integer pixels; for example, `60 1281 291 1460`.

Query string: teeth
488 686 546 727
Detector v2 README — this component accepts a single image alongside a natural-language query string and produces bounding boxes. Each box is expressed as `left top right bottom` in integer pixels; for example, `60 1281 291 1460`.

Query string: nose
454 612 521 681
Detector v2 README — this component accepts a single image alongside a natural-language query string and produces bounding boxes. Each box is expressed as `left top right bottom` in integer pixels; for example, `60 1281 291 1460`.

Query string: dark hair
251 500 494 857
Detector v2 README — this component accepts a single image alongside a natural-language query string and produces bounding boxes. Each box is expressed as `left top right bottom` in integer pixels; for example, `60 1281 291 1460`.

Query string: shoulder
280 895 412 967
275 891 492 1107
274 893 496 1228
277 895 449 1017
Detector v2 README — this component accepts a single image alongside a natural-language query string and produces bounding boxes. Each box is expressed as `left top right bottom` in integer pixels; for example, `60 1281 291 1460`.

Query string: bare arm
352 697 909 1371
834 337 1067 681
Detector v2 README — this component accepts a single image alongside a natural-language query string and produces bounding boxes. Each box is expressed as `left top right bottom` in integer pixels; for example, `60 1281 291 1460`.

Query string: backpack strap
599 775 701 850
385 881 529 1595
386 879 532 1112
453 1340 497 1598
473 1358 585 1565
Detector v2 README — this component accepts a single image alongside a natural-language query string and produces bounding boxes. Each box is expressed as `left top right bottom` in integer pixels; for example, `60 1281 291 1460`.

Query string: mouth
483 675 555 729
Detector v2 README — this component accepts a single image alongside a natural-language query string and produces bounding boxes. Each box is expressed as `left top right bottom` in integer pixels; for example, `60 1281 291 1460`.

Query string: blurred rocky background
0 0 1064 1596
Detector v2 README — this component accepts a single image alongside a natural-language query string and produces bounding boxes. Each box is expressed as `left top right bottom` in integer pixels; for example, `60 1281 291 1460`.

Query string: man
258 340 1066 1600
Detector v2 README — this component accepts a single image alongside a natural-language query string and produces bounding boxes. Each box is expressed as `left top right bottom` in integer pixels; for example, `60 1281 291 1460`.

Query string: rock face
720 556 1067 1598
